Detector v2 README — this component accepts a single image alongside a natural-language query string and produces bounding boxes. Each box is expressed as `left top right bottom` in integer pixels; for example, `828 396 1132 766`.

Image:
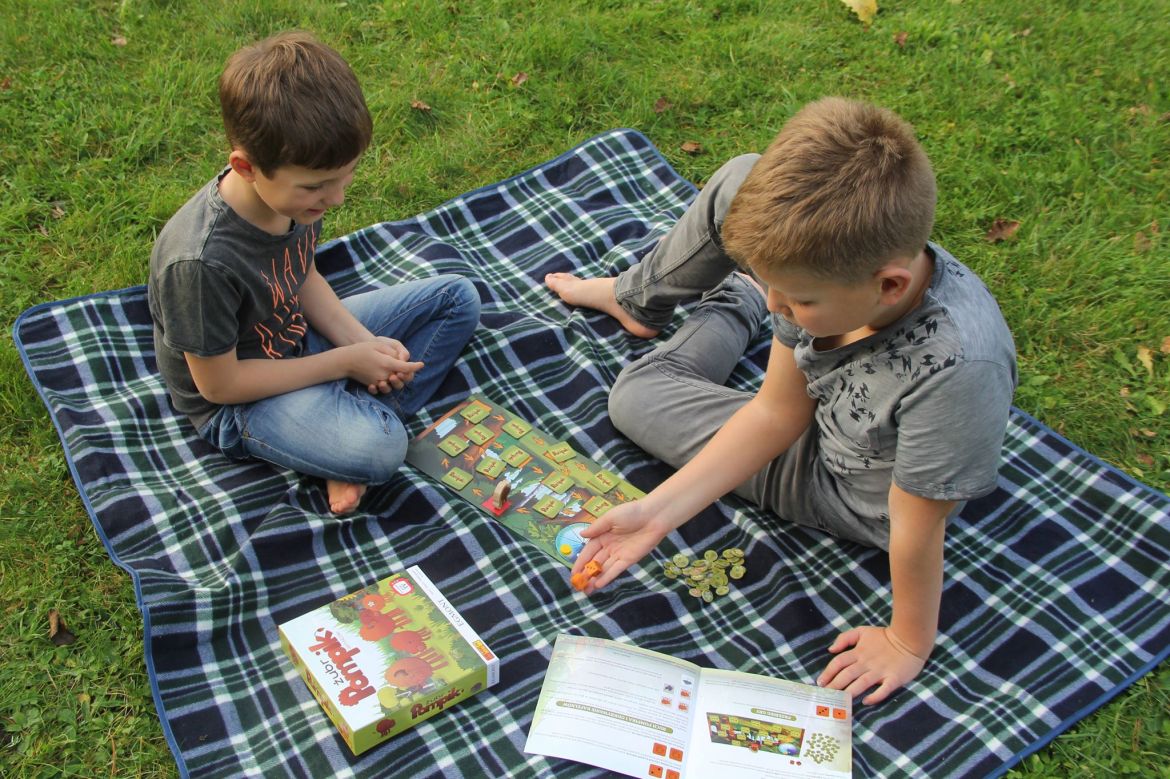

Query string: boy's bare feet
544 273 660 339
326 480 367 515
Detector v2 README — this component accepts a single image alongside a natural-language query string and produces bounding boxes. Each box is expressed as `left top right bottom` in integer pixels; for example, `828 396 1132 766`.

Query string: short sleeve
892 359 1014 501
153 259 241 357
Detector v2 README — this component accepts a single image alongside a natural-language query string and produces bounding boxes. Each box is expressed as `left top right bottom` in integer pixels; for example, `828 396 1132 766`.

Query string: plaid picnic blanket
15 129 1170 779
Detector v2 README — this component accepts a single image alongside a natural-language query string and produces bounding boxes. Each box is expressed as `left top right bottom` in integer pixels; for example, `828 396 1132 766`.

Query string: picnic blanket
15 129 1170 778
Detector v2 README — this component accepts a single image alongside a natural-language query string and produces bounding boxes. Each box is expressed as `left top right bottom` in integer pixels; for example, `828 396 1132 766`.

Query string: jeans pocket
198 405 250 461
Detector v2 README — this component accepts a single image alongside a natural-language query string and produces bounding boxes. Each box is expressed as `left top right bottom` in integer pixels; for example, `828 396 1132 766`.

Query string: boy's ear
228 150 258 183
876 265 914 304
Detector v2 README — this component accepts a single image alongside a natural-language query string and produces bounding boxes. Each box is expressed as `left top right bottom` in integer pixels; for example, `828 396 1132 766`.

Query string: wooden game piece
492 480 511 509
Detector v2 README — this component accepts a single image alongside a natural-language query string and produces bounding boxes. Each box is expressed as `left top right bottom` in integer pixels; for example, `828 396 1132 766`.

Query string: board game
406 395 644 566
278 566 499 755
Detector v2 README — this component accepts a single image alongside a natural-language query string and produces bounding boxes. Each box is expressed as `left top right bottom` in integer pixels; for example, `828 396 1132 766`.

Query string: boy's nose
766 288 791 317
324 185 346 207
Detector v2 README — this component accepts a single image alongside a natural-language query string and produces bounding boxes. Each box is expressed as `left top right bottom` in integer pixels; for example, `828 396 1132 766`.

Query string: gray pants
607 155 889 549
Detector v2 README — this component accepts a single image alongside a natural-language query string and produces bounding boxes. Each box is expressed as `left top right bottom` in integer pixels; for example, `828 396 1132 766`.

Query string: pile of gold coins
661 548 746 603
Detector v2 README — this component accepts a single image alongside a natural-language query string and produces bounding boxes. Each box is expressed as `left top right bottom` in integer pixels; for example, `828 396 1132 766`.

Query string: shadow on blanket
15 129 1170 778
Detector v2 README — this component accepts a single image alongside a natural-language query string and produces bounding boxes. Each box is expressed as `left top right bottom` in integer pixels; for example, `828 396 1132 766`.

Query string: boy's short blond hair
721 97 936 282
219 31 372 175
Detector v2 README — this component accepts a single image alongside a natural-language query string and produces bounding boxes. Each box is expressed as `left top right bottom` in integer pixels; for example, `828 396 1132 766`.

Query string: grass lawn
2 0 1167 776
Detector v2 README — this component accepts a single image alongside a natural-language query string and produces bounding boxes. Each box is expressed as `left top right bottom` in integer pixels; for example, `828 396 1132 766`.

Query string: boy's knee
443 274 482 327
706 154 761 225
608 359 656 443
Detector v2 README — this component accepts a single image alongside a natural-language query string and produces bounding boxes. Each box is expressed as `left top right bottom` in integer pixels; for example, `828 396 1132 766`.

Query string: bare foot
544 273 660 339
326 480 367 515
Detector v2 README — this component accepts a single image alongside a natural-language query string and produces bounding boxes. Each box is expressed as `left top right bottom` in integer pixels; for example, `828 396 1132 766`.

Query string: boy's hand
571 500 671 594
817 626 927 706
345 338 423 394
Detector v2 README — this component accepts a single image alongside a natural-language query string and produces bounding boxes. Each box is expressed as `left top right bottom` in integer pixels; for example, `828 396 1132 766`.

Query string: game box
278 566 499 755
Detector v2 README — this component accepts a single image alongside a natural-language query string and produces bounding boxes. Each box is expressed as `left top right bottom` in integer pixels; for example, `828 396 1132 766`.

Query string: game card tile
475 457 506 479
502 445 532 468
540 470 572 493
587 469 619 493
582 495 614 517
441 467 473 490
459 400 492 424
502 418 532 438
438 435 469 456
534 496 565 519
545 442 576 463
466 424 494 446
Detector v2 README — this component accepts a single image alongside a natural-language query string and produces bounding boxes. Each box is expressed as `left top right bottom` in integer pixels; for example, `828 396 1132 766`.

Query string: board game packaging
278 566 499 755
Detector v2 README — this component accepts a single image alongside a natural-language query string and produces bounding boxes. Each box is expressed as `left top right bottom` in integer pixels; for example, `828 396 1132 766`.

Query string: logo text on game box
309 628 376 706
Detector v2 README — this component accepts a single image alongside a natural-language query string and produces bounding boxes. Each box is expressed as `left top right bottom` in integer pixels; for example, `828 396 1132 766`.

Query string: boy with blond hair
547 97 1016 704
149 32 479 515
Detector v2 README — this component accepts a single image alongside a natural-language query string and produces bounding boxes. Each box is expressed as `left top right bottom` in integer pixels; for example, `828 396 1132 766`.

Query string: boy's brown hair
721 97 936 282
219 31 373 175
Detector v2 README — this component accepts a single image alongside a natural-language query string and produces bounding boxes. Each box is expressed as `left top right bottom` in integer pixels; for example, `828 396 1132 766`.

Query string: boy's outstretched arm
574 338 816 592
817 485 954 705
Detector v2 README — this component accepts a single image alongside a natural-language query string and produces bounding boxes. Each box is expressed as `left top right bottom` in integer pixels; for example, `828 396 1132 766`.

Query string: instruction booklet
524 634 851 778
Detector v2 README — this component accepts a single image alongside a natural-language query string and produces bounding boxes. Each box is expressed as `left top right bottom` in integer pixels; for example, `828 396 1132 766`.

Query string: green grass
2 0 1167 776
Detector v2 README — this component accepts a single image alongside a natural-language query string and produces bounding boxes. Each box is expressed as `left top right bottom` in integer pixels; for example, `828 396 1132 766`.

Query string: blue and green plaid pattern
15 130 1170 778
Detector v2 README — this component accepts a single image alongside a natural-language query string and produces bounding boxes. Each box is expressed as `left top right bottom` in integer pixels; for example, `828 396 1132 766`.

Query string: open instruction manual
524 634 851 778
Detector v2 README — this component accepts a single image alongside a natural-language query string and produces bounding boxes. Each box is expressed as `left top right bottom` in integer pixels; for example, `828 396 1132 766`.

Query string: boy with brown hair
148 31 480 515
547 97 1016 704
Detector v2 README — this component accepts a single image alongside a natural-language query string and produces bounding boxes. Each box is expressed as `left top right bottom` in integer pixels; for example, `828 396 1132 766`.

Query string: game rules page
525 634 851 779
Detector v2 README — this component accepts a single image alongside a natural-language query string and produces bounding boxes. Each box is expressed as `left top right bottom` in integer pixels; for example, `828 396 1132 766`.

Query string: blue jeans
199 274 480 484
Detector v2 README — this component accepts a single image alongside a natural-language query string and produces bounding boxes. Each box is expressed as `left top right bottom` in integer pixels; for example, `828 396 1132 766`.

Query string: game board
406 396 645 566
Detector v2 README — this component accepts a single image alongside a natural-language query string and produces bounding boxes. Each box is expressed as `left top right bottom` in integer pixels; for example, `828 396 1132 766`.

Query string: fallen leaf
894 31 908 47
653 97 672 114
985 218 1021 242
1120 387 1131 398
0 77 11 90
1137 453 1155 466
1137 345 1154 377
51 204 66 219
1160 336 1170 355
48 608 77 646
840 0 877 25
409 99 432 112
111 35 127 47
511 71 528 87
1151 219 1161 234
1134 232 1151 253
1140 429 1157 438
680 141 702 155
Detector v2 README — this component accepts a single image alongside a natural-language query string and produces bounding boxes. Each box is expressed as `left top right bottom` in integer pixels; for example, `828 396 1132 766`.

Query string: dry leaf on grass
511 71 528 87
680 141 702 155
654 97 672 114
985 218 1021 242
1137 346 1154 377
894 31 908 47
1160 336 1170 355
840 0 877 25
410 99 432 112
111 35 127 47
48 608 77 646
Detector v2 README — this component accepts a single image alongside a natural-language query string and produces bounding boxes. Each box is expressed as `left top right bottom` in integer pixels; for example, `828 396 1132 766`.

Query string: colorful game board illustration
706 712 805 756
406 395 645 566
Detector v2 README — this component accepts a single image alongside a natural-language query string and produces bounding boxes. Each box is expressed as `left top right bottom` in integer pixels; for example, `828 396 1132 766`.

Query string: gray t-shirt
772 244 1017 527
147 169 321 429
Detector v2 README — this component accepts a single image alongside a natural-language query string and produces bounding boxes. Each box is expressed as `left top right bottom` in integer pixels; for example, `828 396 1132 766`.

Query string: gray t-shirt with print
772 244 1017 534
147 169 321 430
